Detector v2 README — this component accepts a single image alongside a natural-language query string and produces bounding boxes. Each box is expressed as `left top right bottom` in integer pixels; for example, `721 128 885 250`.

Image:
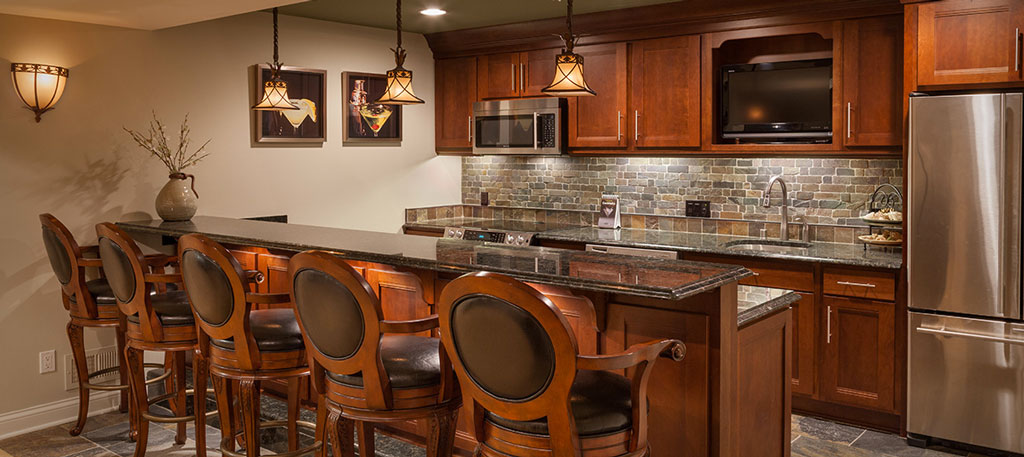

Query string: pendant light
375 0 424 105
252 8 299 111
542 0 595 97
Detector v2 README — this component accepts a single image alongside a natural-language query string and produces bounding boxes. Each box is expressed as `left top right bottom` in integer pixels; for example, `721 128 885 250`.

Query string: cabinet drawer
823 267 896 301
686 254 814 292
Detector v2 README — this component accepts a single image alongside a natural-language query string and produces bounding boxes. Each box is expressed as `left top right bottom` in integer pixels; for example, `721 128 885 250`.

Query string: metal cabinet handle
617 111 622 141
468 116 473 143
827 305 832 344
512 64 517 93
633 110 639 143
846 102 852 139
521 63 525 93
1016 28 1020 72
1013 327 1024 333
916 326 1024 346
533 112 539 150
750 271 760 277
836 280 876 288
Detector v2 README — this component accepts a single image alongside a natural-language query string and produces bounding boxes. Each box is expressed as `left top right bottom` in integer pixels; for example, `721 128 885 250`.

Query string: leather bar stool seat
210 309 304 352
486 370 633 437
126 290 194 326
326 335 440 389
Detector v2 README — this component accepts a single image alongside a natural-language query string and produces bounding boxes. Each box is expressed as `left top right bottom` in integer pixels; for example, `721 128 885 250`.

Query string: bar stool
40 214 170 438
177 234 320 457
288 250 461 457
437 272 686 457
95 222 210 457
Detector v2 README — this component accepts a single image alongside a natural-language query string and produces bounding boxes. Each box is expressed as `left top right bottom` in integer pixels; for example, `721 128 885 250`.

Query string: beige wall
0 12 460 417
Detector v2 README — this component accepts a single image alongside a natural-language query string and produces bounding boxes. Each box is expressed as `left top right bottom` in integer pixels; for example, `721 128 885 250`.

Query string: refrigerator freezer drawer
909 312 1024 453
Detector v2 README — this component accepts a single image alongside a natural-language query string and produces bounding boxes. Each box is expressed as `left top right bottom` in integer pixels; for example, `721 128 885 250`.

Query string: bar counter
118 216 797 457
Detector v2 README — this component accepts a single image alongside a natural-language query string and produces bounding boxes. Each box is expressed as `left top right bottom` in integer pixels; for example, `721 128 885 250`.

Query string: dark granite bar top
404 218 902 270
737 285 800 327
118 216 750 301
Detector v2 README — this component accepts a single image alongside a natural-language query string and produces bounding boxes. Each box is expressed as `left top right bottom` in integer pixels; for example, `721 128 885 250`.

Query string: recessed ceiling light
420 8 446 16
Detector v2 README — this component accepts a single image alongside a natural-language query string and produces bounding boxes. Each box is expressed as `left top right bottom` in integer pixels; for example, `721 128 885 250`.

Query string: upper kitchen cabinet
435 56 477 153
915 0 1024 86
630 35 702 148
567 43 628 148
842 16 902 147
477 49 558 99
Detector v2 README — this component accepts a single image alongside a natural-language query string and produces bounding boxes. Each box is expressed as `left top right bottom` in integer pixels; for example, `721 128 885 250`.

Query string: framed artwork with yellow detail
342 71 402 145
253 64 326 143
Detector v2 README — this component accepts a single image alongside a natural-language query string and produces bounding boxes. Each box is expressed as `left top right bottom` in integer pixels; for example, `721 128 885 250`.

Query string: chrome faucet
762 175 790 241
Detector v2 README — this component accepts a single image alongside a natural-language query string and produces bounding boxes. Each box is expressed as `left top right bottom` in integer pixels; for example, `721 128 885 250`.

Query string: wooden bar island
118 216 797 457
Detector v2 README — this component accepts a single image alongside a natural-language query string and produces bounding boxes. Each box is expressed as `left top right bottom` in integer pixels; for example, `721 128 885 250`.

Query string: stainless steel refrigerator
908 93 1024 454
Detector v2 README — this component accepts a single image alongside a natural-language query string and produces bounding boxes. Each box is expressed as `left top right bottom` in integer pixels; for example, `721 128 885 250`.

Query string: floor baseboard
0 391 121 441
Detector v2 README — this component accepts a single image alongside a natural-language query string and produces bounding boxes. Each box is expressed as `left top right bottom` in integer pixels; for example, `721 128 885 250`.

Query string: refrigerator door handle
1002 93 1022 320
915 326 1024 346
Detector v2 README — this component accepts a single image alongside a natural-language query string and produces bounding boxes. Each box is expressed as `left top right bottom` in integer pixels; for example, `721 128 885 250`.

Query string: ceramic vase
155 173 198 221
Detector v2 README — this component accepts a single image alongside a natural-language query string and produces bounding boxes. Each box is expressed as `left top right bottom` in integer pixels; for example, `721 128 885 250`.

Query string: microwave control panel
539 114 557 148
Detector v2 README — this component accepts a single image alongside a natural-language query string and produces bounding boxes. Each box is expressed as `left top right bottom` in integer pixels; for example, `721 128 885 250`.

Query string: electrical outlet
64 346 119 390
686 200 711 218
39 350 56 374
480 191 489 207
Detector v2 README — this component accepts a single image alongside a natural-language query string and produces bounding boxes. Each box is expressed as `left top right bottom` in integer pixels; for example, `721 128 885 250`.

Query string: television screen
721 59 832 139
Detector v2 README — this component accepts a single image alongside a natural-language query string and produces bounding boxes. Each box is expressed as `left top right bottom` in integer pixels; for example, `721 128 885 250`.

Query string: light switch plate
686 200 711 218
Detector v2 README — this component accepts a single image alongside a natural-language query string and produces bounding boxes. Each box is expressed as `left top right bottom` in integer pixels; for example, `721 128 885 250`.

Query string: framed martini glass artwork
342 72 402 145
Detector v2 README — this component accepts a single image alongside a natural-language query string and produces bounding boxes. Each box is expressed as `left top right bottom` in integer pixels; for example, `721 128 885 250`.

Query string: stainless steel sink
722 239 812 254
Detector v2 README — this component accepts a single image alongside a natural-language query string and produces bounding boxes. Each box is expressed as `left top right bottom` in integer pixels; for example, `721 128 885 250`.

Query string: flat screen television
720 58 832 142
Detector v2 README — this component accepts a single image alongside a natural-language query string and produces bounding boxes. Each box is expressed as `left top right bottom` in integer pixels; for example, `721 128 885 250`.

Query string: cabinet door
435 57 477 151
256 253 291 309
365 267 433 337
478 52 520 99
790 292 816 397
821 296 895 412
229 250 259 292
630 35 701 148
520 49 559 97
917 0 1023 85
568 43 628 148
843 16 902 147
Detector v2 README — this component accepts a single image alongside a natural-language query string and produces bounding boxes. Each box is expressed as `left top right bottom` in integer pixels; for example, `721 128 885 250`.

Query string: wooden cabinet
435 57 477 152
256 253 291 309
567 43 629 148
630 35 702 148
476 49 558 99
790 292 816 397
916 0 1024 86
842 16 902 147
821 296 896 412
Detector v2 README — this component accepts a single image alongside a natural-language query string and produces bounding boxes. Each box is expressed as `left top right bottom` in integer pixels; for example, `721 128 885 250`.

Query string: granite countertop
118 216 750 302
737 285 800 326
404 219 902 270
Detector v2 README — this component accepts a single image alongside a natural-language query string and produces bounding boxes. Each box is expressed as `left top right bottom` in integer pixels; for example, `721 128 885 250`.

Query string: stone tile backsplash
462 156 903 226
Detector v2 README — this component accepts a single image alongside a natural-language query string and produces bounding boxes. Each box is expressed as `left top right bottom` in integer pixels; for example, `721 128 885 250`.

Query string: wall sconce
11 63 69 122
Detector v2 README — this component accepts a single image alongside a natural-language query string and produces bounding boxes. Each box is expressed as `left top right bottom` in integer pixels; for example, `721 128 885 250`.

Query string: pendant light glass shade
11 63 69 122
252 8 299 111
543 0 595 97
376 0 424 105
542 52 595 96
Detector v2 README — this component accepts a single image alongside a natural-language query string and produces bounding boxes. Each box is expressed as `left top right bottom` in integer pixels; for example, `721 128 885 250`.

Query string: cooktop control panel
443 227 536 246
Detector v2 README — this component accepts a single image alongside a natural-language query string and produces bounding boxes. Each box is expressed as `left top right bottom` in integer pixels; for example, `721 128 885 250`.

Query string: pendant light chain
566 0 574 51
273 8 280 67
395 0 403 51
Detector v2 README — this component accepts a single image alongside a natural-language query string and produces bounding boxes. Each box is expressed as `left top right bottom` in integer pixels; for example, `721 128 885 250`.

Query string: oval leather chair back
39 214 93 318
438 271 580 447
177 234 260 370
288 250 392 409
95 223 158 340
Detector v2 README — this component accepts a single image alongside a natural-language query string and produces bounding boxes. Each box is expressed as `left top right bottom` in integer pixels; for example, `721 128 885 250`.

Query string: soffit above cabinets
279 0 683 34
0 0 308 30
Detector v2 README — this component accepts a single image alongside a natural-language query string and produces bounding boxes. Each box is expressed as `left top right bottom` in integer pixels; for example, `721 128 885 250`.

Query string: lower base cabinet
790 293 816 397
821 296 896 412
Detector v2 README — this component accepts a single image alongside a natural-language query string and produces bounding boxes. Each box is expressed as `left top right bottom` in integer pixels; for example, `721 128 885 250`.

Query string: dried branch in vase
124 112 211 174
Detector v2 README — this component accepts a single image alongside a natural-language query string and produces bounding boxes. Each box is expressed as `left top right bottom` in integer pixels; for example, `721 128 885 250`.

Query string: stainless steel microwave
472 98 566 155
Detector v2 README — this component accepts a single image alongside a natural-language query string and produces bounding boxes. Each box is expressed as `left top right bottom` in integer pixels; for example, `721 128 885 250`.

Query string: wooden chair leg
314 397 328 457
66 322 90 436
287 377 300 452
126 345 149 457
239 379 262 457
212 374 236 453
193 349 208 457
426 407 459 457
172 351 187 444
326 409 354 457
356 422 374 457
115 322 129 414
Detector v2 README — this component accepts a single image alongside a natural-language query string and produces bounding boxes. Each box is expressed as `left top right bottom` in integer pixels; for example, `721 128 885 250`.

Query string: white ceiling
0 0 308 30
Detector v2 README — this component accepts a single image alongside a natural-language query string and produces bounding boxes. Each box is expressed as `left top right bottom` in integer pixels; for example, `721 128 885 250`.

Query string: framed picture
254 64 326 143
342 72 402 145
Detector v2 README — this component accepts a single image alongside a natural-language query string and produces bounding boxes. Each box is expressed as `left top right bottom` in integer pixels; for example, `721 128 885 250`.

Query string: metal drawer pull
846 102 852 139
634 110 639 141
836 281 876 288
1016 28 1020 72
827 306 832 344
617 111 622 141
916 327 1024 346
1012 327 1024 333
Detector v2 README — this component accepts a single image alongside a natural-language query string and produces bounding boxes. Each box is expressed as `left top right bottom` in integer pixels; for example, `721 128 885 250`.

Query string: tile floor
0 397 998 457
